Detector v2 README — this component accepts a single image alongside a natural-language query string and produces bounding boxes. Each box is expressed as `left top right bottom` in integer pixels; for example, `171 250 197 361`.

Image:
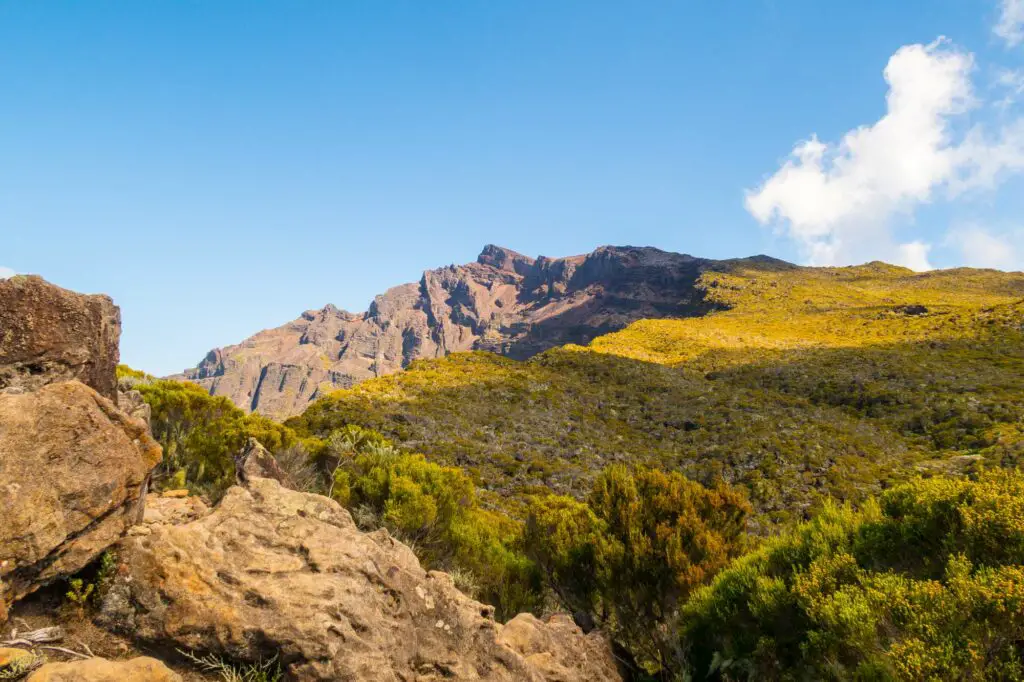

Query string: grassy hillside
591 261 1024 458
289 349 917 525
287 261 1024 525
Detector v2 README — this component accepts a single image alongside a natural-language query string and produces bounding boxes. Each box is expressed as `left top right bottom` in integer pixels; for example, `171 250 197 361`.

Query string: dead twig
73 637 95 658
0 639 33 648
36 645 91 660
0 625 64 647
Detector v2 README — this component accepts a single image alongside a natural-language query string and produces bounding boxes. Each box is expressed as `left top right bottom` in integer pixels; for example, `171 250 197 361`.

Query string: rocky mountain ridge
179 244 744 418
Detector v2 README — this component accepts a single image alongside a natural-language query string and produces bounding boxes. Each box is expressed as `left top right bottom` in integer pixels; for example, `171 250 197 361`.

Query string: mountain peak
477 244 536 274
183 244 721 417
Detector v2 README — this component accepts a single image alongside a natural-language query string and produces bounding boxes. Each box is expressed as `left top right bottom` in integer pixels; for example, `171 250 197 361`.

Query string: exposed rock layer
0 275 121 401
179 245 719 418
101 477 623 682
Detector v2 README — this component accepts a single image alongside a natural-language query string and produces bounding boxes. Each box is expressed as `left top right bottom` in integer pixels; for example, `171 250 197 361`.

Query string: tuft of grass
177 649 283 682
446 566 480 599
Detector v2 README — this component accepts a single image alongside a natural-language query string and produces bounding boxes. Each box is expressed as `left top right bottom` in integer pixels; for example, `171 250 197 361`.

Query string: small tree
527 465 752 676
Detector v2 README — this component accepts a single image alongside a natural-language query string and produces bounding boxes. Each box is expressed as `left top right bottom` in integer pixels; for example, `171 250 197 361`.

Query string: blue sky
2 1 1024 375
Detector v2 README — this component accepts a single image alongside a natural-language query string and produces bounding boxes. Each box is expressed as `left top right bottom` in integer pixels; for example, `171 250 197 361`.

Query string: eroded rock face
234 437 292 487
26 656 182 682
0 382 162 616
178 245 719 418
138 492 209 528
101 478 622 682
0 276 121 401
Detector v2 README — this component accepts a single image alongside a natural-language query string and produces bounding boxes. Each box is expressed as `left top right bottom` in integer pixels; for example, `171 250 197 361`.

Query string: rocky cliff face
180 245 718 418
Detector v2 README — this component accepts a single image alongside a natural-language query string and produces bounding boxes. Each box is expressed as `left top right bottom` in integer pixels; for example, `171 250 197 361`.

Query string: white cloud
952 119 1024 190
0 267 15 280
995 68 1024 108
746 39 1024 266
995 0 1024 47
945 226 1021 269
897 241 934 271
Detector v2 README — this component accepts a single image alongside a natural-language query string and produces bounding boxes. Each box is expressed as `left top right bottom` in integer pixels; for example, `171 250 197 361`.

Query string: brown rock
141 494 210 526
100 478 622 682
0 382 162 615
177 245 718 418
0 276 121 401
497 613 624 682
26 657 181 682
234 437 292 486
159 489 190 499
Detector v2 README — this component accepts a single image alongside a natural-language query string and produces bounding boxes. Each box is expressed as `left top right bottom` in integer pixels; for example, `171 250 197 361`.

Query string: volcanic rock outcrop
0 276 162 620
101 476 623 681
180 245 718 418
0 275 121 401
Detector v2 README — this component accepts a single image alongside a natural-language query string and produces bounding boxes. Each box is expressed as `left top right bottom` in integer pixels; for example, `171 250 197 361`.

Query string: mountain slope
286 259 1024 523
180 245 720 418
287 348 919 525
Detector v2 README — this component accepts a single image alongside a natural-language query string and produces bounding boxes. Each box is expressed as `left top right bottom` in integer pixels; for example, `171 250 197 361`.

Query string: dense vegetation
679 470 1024 680
119 366 300 497
592 262 1024 461
314 424 542 618
527 465 752 674
125 259 1024 679
288 349 917 526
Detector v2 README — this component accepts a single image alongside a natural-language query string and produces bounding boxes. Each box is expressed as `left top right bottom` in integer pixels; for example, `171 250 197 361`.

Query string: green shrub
679 471 1024 681
526 465 752 675
322 426 542 618
136 379 299 498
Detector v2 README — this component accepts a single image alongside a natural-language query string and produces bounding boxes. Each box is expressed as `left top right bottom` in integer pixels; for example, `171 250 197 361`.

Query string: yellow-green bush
526 465 752 674
322 425 542 618
678 471 1024 681
134 377 299 497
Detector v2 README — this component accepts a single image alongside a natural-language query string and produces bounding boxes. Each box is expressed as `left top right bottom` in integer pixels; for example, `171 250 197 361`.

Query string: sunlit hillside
590 260 1024 364
591 261 1024 457
286 261 1024 526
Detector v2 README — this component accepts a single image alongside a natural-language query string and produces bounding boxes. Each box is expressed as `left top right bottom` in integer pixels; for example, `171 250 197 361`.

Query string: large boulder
0 276 162 619
0 382 162 616
0 275 121 401
26 656 181 682
100 477 623 682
